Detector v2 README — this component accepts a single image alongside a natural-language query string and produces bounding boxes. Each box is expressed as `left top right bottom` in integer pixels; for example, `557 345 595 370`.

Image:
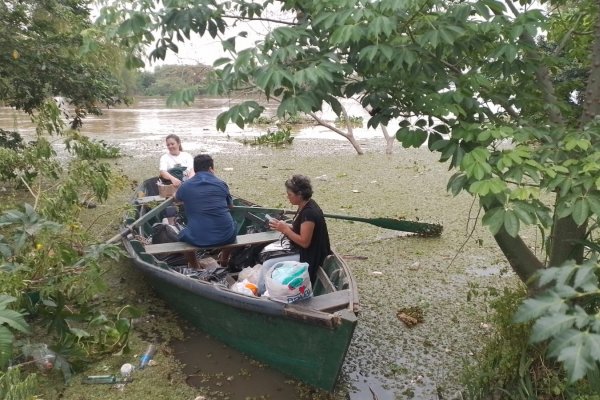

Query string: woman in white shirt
159 134 195 188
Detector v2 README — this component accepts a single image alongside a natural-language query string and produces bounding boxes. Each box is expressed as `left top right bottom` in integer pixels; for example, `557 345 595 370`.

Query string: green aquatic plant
238 126 294 147
334 116 363 128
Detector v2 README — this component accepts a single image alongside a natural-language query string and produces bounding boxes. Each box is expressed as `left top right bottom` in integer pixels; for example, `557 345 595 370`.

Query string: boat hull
127 254 356 390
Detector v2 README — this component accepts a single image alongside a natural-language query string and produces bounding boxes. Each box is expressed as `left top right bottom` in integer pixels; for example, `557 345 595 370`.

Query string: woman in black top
268 175 331 284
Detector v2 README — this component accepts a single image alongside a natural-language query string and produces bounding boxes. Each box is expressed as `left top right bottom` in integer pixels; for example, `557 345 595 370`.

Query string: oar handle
233 205 442 236
320 213 368 223
106 197 175 244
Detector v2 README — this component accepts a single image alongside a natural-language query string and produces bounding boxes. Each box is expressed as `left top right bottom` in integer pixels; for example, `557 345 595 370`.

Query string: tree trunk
580 11 600 125
381 125 395 154
544 7 600 267
548 215 587 267
493 227 545 285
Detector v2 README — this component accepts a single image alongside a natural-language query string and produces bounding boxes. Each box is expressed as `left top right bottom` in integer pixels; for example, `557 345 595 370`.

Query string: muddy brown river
1 97 520 400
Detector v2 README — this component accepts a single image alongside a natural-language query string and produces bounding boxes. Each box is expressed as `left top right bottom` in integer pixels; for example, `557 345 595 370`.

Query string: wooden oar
233 205 443 237
106 197 175 244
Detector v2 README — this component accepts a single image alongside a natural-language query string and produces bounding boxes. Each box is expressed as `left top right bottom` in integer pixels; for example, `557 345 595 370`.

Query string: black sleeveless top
291 199 331 283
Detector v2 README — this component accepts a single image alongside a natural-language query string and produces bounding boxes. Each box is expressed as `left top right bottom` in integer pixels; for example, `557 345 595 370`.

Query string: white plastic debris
120 363 134 377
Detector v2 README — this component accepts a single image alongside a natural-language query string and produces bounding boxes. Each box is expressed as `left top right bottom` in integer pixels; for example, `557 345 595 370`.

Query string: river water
1 96 385 154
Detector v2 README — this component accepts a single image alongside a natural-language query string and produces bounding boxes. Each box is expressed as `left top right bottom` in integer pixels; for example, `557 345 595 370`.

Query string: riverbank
59 137 519 399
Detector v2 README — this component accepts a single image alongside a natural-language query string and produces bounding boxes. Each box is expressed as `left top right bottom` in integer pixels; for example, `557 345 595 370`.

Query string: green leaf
395 127 427 148
432 124 449 135
469 180 491 196
216 112 228 131
70 328 91 339
512 202 536 224
222 37 236 52
572 198 589 226
557 340 594 382
368 15 395 38
587 195 600 216
447 173 468 196
503 210 519 237
573 262 598 291
0 309 30 334
358 45 378 63
514 292 566 323
482 207 505 235
115 318 131 334
587 334 600 361
531 314 577 342
547 328 582 358
0 326 14 368
0 295 16 308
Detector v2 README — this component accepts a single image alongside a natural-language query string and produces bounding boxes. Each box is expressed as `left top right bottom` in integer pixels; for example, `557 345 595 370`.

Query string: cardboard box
158 184 176 198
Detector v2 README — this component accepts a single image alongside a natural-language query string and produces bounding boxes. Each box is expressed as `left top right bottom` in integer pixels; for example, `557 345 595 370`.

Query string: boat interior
124 178 356 313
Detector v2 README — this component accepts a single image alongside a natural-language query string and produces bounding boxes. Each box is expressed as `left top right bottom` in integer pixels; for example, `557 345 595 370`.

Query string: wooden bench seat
295 289 350 312
135 195 167 205
144 230 280 255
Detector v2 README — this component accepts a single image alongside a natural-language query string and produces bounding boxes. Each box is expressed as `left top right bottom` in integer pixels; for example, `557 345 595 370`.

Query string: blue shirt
175 171 236 247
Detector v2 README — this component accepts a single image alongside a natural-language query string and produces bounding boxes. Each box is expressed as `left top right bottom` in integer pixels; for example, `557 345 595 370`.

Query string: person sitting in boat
159 134 195 188
174 154 237 266
266 174 331 284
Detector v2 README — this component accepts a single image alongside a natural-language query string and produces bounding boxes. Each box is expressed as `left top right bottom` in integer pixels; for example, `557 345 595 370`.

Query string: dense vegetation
136 64 215 97
0 1 143 397
99 0 600 397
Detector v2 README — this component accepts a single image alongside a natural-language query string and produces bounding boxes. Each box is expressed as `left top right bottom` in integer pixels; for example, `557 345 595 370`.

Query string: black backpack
150 222 187 265
151 222 180 244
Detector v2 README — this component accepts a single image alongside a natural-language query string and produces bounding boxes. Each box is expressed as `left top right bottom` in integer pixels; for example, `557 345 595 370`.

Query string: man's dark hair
194 154 214 172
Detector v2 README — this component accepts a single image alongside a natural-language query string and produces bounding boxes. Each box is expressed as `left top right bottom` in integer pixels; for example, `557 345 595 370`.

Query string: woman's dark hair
194 154 214 172
285 175 313 200
165 134 183 151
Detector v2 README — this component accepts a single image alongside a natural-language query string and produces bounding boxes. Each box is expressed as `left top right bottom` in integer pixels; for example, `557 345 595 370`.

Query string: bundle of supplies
264 261 312 303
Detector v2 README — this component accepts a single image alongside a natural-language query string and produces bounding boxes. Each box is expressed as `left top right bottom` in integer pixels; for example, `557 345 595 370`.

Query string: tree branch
506 0 564 125
222 14 297 26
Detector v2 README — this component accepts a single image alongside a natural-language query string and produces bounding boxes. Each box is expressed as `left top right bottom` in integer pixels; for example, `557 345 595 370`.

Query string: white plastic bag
231 279 258 296
238 264 262 285
264 261 312 303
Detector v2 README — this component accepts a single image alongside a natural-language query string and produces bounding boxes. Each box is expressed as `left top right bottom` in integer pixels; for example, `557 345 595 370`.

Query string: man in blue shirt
175 154 237 265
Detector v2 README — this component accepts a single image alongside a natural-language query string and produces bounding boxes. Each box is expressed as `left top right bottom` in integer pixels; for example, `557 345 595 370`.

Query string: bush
462 285 600 399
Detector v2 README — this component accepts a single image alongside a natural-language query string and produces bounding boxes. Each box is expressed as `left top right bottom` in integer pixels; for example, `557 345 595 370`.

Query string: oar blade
370 217 443 237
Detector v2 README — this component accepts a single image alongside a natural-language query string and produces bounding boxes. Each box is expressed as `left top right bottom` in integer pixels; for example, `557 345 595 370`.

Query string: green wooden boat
121 179 359 391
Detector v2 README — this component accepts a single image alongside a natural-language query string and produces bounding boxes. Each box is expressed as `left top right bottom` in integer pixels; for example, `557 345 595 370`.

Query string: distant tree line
133 64 215 97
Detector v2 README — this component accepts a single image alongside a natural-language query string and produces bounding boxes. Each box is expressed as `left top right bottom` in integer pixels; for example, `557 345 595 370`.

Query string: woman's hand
171 177 182 188
269 219 290 234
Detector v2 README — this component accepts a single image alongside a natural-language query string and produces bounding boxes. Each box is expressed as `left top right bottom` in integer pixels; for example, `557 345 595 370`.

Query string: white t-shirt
159 151 194 178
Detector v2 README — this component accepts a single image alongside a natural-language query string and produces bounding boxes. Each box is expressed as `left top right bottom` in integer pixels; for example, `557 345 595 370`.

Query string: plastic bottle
139 344 156 369
28 344 56 372
82 375 119 384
